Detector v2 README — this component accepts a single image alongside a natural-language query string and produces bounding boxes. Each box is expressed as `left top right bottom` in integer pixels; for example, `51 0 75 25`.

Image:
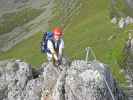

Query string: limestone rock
0 59 127 100
52 60 127 100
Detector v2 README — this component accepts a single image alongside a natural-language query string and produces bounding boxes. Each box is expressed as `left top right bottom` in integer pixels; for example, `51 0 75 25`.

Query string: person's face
54 35 60 41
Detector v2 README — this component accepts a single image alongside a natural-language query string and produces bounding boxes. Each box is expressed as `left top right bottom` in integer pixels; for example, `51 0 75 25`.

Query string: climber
41 27 64 66
48 27 64 65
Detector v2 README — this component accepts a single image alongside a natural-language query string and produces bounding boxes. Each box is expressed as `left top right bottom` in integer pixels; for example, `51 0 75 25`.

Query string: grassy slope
0 31 45 67
0 0 132 83
0 8 42 35
63 0 128 83
110 0 133 17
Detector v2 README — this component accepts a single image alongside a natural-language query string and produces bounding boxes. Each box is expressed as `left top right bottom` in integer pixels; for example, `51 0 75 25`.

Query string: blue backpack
41 32 53 53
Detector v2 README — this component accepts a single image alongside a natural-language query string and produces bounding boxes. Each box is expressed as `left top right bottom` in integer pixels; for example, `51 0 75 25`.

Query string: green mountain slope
110 0 133 17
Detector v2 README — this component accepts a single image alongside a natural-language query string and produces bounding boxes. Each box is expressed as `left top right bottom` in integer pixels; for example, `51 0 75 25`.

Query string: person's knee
47 56 52 62
47 54 52 62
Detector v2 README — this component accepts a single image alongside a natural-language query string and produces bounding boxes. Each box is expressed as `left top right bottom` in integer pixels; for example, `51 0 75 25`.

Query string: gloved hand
58 59 62 65
55 59 61 66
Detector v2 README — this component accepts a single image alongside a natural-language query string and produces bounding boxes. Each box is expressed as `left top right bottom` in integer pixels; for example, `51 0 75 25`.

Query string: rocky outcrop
52 60 127 100
111 16 133 29
110 0 133 28
0 59 127 100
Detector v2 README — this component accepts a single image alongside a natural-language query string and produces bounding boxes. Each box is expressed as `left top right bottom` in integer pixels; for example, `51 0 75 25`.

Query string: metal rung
85 47 96 63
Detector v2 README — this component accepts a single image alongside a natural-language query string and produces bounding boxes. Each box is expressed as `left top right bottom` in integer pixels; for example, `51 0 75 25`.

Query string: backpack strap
49 39 61 55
